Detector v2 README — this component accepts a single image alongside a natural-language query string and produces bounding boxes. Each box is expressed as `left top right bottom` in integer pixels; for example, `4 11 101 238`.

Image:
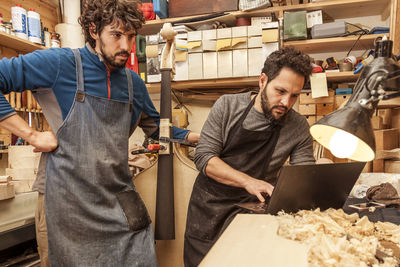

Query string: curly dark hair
79 0 145 48
261 46 312 85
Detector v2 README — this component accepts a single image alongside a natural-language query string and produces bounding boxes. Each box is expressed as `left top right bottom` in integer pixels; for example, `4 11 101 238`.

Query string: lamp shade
310 105 375 162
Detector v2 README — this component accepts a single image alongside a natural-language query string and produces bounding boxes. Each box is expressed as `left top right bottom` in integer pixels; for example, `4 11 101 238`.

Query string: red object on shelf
142 3 156 20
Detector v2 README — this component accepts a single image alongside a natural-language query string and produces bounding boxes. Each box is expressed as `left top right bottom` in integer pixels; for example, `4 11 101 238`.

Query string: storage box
306 10 323 28
262 29 279 43
203 52 218 79
216 28 232 51
232 26 248 49
283 11 307 40
217 28 232 39
248 48 263 76
217 51 233 78
262 42 279 59
299 90 334 104
233 49 248 77
334 95 350 109
174 61 188 81
203 40 217 51
316 103 334 116
248 36 262 48
298 104 316 115
247 25 262 36
187 31 203 53
188 53 203 80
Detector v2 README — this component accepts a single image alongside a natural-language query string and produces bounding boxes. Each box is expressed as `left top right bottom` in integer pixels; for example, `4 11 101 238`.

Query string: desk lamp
310 37 400 162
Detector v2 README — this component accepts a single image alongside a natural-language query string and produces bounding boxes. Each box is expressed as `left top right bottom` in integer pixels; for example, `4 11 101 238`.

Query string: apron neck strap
124 68 133 112
72 49 85 102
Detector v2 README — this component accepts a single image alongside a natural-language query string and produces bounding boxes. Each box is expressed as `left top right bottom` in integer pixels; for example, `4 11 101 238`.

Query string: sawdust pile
276 208 400 267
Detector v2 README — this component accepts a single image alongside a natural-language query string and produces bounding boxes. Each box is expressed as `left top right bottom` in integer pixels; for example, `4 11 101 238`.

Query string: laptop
236 162 366 215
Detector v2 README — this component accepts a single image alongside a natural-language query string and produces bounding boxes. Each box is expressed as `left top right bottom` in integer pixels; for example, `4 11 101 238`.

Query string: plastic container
11 4 28 40
50 32 61 48
44 27 51 48
28 8 41 44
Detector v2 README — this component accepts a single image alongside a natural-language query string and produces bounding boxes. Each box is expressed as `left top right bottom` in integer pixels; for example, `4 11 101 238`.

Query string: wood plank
200 214 308 267
0 31 47 54
139 0 390 35
375 148 400 160
391 0 400 55
146 72 359 94
284 34 384 54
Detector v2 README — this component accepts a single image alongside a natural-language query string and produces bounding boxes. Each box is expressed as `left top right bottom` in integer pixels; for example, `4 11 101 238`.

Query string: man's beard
260 84 288 121
99 39 130 68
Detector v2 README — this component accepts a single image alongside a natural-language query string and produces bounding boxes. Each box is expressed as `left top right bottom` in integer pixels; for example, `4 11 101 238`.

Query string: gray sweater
194 92 315 181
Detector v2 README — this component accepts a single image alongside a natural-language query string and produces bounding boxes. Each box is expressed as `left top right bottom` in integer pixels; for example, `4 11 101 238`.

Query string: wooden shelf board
139 0 390 35
0 32 47 54
146 72 359 94
284 34 385 54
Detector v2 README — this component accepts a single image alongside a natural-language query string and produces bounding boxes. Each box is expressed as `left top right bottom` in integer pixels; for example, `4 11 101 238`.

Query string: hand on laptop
243 178 274 202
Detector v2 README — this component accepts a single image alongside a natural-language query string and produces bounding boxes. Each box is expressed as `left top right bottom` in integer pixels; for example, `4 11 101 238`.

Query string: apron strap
72 49 85 103
125 68 133 112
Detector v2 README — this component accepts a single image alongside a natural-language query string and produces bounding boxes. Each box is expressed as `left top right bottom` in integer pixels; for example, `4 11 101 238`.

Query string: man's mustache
115 51 130 57
271 105 288 112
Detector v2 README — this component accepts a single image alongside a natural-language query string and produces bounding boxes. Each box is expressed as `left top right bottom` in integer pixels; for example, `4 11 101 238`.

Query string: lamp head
310 37 400 162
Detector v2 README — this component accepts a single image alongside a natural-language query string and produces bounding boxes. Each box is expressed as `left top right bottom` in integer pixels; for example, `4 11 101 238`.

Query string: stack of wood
0 176 14 200
6 146 41 193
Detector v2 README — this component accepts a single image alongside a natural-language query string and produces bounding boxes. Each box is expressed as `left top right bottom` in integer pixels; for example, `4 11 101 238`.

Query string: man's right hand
29 131 58 152
243 178 274 202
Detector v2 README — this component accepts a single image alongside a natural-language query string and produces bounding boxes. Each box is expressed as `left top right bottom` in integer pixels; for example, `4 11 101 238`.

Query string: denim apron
45 49 157 266
184 96 281 266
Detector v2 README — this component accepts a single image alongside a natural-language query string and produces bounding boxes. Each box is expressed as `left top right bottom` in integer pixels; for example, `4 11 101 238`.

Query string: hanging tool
155 23 177 240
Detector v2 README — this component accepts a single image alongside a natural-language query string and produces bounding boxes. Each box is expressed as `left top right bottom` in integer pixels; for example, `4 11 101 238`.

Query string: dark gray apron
184 96 281 267
45 49 157 266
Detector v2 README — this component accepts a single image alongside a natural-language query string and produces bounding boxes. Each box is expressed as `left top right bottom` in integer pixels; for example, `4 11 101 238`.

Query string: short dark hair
261 47 312 85
79 0 145 48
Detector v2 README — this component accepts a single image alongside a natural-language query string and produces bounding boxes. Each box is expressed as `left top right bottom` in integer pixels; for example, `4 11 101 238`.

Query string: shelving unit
139 0 391 35
0 32 46 54
146 71 360 94
284 34 385 54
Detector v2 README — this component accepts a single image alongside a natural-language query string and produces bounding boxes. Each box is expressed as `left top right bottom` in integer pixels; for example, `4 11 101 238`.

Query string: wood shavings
276 208 400 267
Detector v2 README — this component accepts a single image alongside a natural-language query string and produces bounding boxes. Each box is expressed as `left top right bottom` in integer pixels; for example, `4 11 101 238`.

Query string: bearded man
183 47 316 267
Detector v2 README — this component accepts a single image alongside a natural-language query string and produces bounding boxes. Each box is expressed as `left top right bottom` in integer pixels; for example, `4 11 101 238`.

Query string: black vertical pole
155 68 175 240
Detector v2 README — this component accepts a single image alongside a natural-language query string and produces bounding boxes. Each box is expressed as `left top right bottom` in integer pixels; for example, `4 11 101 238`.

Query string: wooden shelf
146 72 359 94
139 0 390 35
0 32 47 54
284 34 385 54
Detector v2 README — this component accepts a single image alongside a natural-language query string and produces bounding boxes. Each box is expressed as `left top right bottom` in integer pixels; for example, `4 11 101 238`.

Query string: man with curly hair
184 47 316 266
0 0 198 266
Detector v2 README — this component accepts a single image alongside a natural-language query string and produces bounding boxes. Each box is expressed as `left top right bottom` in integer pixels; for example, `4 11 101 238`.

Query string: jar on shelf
0 13 5 32
50 32 61 48
4 22 12 35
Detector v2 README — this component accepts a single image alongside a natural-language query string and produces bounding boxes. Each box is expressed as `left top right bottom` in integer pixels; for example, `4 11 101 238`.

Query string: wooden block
373 129 399 150
298 104 316 115
0 183 15 200
0 133 12 146
337 83 349 89
0 176 11 183
372 159 384 172
334 95 350 109
391 108 400 144
377 109 392 128
371 116 383 130
299 90 334 104
305 115 316 126
384 160 400 173
11 180 35 194
316 103 334 116
361 161 372 173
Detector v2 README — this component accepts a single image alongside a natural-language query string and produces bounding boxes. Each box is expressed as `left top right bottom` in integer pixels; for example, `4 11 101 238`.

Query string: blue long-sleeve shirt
0 44 189 139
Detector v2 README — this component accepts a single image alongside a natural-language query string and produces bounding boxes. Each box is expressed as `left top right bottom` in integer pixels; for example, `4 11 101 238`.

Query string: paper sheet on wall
310 73 328 98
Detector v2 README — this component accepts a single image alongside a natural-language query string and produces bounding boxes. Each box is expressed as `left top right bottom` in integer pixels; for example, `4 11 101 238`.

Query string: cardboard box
299 90 334 104
202 31 217 51
188 53 203 80
306 10 323 28
299 104 316 115
248 48 263 76
262 42 279 59
217 28 232 39
217 51 232 78
248 36 262 48
247 26 262 36
174 61 188 81
187 31 203 53
262 29 279 43
233 49 248 77
203 29 217 40
232 26 247 49
203 52 218 79
316 103 334 116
